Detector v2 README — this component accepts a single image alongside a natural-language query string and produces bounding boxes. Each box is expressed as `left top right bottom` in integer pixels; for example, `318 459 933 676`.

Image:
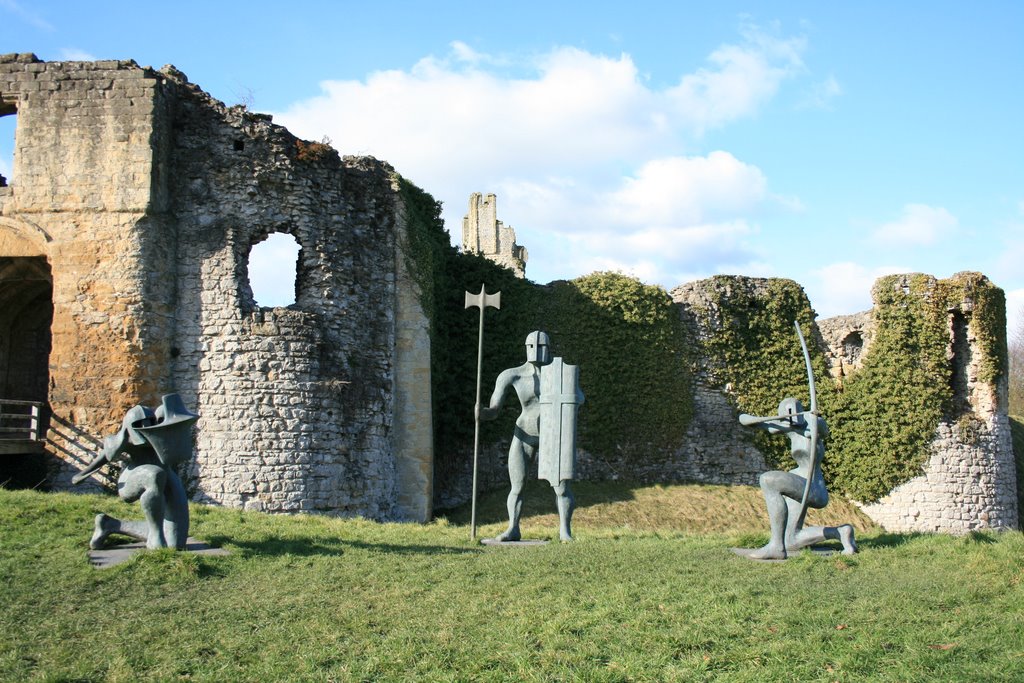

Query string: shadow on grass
857 531 929 549
439 478 639 526
201 534 481 559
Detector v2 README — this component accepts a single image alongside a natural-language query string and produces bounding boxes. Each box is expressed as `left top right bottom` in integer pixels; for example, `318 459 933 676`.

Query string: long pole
465 285 500 541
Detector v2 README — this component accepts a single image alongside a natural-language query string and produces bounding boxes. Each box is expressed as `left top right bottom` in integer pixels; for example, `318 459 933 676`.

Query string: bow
793 320 819 530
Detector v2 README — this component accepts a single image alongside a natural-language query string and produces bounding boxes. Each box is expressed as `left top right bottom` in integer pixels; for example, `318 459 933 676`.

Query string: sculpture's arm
477 370 513 421
738 413 792 433
70 433 123 485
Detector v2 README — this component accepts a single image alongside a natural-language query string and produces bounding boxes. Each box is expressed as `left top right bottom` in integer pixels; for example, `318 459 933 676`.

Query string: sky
2 1 1023 335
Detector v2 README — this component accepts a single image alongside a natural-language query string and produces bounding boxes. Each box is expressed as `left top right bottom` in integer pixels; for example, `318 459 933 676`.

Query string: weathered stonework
830 275 1018 533
0 54 433 521
670 274 1017 534
817 312 872 383
2 52 1015 534
461 192 528 277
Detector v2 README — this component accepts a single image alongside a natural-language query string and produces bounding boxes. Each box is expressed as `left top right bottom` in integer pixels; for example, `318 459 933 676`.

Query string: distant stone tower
461 193 528 278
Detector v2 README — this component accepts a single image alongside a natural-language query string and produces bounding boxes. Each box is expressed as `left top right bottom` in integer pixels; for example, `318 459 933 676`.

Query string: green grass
1 485 1022 682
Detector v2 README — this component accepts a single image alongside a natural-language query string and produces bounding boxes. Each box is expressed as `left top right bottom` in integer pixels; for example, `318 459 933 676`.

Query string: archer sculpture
72 393 199 550
735 322 857 560
477 331 584 542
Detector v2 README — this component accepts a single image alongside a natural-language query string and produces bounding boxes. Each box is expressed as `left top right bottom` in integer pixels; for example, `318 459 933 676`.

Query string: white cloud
58 48 97 62
798 74 842 110
604 153 768 227
248 233 301 307
806 261 911 319
665 24 805 134
0 0 54 31
273 23 807 290
871 204 959 247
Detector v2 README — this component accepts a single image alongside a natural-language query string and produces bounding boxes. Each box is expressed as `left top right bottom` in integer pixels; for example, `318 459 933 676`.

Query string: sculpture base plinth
88 538 229 569
731 546 840 562
480 538 550 547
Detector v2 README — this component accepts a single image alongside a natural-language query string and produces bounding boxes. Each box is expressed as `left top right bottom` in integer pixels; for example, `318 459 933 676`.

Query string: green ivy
824 275 951 501
686 273 1007 503
397 183 1008 505
826 273 1008 502
686 277 831 470
397 184 696 480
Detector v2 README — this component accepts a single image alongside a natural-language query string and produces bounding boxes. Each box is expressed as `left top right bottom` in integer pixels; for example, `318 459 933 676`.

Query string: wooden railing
0 400 45 452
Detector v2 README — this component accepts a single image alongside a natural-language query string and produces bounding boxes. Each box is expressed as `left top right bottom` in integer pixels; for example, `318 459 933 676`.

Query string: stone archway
0 256 52 402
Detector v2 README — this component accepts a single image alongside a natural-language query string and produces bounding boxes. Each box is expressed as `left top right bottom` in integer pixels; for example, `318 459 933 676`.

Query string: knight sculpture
477 331 584 541
72 393 199 550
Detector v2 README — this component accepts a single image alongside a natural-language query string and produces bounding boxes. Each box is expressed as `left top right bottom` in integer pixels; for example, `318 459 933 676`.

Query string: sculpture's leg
788 524 857 554
782 497 803 549
553 480 574 542
785 479 833 552
162 470 190 550
90 513 123 549
837 524 857 554
746 471 796 560
496 439 528 541
89 514 154 549
117 465 168 549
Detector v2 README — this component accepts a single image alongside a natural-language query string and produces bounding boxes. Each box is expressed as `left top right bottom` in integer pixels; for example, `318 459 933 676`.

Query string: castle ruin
0 53 433 521
0 54 1016 534
461 192 528 277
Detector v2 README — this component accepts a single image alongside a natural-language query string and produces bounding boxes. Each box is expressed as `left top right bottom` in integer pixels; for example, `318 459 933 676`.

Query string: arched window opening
950 311 971 414
841 331 864 367
247 232 301 308
0 257 52 402
0 110 16 189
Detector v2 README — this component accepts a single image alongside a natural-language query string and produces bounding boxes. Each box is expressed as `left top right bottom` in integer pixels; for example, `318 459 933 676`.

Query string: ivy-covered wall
826 273 1007 502
401 180 1017 529
677 271 1018 531
399 180 693 504
675 272 1013 511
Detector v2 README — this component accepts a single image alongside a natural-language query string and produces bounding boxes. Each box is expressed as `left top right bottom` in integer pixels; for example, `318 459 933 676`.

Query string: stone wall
0 53 173 461
830 275 1018 532
2 53 1016 533
461 192 528 277
671 273 1017 534
0 54 433 521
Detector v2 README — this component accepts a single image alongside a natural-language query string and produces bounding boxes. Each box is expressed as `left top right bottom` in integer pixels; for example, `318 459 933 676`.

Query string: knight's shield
538 358 582 484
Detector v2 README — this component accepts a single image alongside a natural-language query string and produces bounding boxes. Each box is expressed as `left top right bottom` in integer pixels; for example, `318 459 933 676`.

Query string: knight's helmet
133 393 199 467
777 397 806 424
525 330 551 365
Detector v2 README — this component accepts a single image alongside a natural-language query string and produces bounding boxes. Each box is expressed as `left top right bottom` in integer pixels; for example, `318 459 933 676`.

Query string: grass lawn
1 482 1022 682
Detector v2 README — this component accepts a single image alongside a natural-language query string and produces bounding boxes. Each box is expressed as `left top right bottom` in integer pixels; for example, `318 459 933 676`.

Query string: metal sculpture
477 331 583 542
735 322 857 560
72 393 199 550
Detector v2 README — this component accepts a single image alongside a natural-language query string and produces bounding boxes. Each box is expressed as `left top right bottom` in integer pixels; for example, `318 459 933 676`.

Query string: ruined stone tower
461 192 528 277
0 53 433 521
818 273 1018 533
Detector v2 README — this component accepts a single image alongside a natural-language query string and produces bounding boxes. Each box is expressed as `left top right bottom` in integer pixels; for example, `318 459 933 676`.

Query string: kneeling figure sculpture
72 393 199 550
736 322 857 560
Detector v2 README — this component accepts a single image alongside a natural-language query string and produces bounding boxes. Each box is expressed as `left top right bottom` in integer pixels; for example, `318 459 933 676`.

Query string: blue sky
2 1 1022 334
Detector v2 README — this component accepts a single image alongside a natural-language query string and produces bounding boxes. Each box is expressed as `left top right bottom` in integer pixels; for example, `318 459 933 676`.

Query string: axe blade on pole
465 284 500 541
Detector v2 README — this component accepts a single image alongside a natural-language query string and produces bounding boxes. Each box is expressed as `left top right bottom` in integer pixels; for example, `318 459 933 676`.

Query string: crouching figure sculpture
72 393 199 550
735 323 856 560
